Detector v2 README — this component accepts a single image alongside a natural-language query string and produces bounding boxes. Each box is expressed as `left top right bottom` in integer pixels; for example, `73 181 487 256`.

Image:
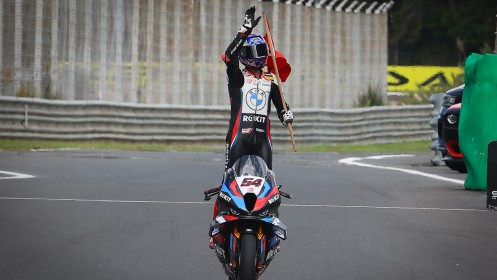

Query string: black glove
238 6 261 35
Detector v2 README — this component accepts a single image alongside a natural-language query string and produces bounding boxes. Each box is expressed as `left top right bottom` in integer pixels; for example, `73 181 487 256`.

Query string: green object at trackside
459 53 497 191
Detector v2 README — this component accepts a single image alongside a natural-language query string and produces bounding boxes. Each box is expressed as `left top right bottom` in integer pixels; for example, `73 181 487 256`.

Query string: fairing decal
258 181 272 198
228 180 243 197
253 188 279 211
221 166 279 213
222 182 246 211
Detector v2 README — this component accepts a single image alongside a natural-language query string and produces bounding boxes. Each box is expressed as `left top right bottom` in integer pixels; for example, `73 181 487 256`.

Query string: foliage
357 84 385 107
0 139 221 152
43 81 62 100
15 80 62 100
297 141 432 153
0 138 432 153
389 0 497 66
16 81 37 98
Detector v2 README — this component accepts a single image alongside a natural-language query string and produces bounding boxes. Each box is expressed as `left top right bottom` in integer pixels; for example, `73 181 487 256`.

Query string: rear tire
239 234 257 280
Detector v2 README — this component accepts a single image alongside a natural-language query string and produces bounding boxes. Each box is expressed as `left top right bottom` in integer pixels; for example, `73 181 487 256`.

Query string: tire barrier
0 96 433 148
429 93 444 166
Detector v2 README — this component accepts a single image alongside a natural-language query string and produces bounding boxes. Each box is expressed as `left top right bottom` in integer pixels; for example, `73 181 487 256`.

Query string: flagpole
262 12 297 152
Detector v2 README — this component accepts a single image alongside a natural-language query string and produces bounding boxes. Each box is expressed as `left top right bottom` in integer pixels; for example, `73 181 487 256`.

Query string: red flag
263 34 292 82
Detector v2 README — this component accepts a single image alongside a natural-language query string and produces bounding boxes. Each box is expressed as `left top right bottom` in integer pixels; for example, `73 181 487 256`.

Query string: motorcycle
204 154 292 280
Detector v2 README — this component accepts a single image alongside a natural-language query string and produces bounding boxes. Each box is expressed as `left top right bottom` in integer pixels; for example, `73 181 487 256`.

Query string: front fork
228 224 280 271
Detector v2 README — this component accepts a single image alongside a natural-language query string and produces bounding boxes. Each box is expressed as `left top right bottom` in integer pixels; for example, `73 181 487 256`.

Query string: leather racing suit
222 33 289 171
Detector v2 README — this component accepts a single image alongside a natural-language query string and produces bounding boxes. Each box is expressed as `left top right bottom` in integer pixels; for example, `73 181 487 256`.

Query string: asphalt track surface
1 149 496 280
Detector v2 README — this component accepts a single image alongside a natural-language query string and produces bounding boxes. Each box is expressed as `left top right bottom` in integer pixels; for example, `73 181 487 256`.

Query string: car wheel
445 161 467 173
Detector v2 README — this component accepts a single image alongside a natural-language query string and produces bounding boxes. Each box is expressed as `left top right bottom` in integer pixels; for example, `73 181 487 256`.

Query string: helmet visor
241 43 268 59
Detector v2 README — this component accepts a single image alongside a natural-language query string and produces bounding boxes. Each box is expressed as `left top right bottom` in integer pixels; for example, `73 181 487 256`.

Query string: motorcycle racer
222 6 294 171
210 6 294 249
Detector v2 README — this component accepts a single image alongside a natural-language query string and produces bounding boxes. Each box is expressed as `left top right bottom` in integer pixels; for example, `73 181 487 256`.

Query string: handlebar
278 185 292 199
279 190 292 199
203 186 221 201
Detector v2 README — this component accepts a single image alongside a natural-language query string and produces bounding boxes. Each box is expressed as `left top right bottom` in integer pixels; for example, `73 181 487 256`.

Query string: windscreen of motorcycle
233 155 268 177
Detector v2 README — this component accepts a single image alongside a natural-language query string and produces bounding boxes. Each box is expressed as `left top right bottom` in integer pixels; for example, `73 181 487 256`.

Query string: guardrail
0 97 433 148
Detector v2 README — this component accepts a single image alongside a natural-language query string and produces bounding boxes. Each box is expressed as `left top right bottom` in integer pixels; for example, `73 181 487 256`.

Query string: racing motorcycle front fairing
209 154 287 246
217 155 282 217
208 155 287 277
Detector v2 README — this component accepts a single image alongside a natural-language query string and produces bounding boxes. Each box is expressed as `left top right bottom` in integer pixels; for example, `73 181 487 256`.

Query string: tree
388 0 497 66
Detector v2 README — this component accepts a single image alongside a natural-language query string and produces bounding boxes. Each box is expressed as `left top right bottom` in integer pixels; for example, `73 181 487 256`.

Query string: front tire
445 161 467 173
239 234 257 280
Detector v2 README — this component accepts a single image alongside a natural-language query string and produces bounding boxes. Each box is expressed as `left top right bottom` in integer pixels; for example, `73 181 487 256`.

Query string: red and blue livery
204 155 291 280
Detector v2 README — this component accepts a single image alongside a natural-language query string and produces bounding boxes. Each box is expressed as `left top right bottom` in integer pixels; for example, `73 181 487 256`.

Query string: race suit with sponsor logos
222 33 289 171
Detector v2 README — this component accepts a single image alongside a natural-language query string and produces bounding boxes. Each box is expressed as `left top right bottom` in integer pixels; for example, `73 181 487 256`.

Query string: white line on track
0 196 211 205
281 203 485 212
0 154 474 211
30 148 81 152
0 170 35 180
0 197 485 212
339 154 465 185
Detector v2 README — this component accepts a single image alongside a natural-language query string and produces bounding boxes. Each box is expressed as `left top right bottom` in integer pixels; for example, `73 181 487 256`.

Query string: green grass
296 140 432 153
0 138 432 153
0 139 221 152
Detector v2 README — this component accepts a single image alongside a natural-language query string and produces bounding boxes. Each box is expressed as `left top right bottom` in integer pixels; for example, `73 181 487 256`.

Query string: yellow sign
387 66 464 92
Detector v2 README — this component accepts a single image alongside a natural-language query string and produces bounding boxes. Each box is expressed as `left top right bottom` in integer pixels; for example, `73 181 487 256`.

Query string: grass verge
0 138 432 153
0 139 221 152
297 141 432 153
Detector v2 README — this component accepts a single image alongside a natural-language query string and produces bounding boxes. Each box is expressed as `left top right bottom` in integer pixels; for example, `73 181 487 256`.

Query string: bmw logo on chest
241 74 271 116
245 88 268 113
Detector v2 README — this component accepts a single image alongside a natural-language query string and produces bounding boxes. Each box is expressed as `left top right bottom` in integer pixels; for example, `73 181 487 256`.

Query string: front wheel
239 234 257 280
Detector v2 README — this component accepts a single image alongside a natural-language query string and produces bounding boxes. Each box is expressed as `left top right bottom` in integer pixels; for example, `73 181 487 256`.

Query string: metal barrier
0 97 433 148
0 0 390 109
